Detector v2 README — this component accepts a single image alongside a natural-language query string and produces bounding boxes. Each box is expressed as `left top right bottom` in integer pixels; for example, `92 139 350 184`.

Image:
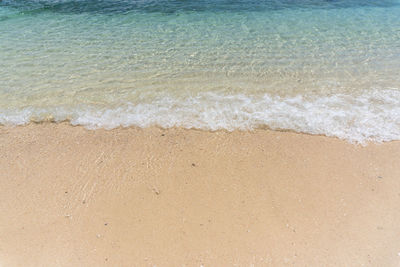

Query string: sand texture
1 123 400 266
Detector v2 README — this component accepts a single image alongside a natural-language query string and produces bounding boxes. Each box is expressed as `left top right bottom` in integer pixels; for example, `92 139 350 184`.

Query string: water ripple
1 0 399 16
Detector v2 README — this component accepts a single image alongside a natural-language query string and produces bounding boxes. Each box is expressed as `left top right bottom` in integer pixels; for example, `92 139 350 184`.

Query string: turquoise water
1 0 400 142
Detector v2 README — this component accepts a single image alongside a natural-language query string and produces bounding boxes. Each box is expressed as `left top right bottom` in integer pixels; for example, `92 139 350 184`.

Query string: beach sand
1 123 400 266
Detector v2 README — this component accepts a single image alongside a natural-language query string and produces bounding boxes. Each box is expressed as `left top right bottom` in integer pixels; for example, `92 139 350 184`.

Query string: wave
1 90 400 144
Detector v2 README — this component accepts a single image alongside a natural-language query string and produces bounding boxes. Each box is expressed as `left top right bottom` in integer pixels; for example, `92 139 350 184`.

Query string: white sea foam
1 90 400 144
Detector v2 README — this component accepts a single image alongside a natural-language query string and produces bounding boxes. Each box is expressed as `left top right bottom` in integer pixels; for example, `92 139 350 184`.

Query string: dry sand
1 123 400 266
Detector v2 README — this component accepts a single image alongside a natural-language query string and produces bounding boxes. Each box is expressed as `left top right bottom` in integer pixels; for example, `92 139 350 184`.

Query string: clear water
1 0 400 143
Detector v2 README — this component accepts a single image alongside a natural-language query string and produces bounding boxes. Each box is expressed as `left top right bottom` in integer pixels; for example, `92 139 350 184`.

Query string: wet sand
1 123 400 266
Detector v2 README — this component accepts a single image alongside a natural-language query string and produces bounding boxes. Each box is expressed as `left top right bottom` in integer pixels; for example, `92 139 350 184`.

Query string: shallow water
1 0 400 142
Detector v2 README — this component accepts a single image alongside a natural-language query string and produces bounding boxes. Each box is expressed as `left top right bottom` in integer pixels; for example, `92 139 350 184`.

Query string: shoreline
1 123 400 266
3 88 400 144
0 121 394 146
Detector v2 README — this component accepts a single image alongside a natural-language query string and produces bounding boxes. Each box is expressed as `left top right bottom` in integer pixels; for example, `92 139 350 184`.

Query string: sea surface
1 0 400 143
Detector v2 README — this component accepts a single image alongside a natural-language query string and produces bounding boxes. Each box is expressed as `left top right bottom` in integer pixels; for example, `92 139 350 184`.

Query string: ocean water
1 0 400 143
